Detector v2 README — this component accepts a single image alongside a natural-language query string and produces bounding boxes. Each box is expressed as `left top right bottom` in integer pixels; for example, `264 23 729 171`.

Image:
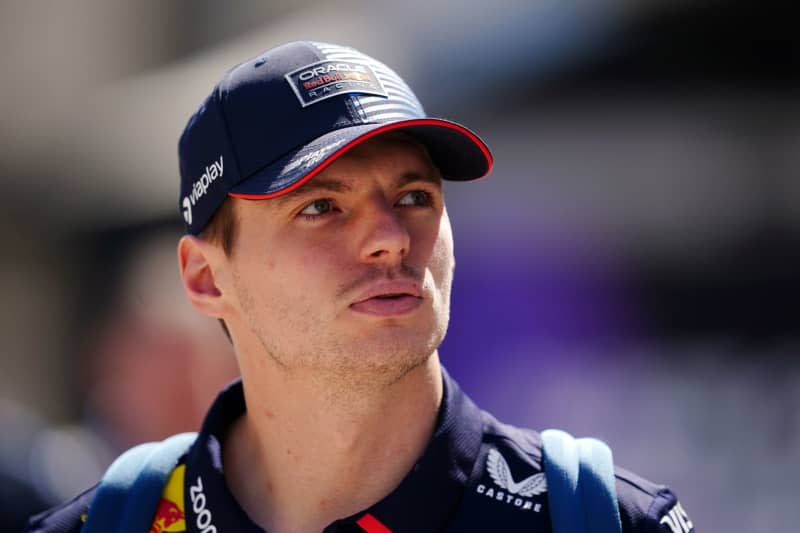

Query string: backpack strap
541 429 622 533
83 432 197 533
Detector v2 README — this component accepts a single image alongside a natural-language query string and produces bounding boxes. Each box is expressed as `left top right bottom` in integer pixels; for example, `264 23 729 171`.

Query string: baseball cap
178 40 493 235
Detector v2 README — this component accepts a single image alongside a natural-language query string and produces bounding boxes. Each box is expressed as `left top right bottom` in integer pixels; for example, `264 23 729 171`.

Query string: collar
183 368 485 533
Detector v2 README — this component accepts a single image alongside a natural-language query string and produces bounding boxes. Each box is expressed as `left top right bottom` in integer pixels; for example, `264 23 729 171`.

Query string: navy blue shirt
24 370 695 532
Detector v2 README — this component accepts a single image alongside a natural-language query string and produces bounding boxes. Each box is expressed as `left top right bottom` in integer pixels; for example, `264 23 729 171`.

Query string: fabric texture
22 369 694 533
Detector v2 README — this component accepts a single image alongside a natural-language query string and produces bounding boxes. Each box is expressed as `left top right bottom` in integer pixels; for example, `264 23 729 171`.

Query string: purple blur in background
1 1 798 531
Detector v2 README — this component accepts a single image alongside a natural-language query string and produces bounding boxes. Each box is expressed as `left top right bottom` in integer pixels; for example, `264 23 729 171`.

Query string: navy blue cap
178 41 493 235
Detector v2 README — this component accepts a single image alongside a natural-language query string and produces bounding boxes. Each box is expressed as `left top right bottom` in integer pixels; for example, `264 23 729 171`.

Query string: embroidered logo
487 449 547 497
475 448 547 511
183 155 224 226
285 60 387 107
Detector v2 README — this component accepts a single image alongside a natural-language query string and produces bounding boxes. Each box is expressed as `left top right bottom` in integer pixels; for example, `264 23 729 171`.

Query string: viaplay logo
183 155 224 226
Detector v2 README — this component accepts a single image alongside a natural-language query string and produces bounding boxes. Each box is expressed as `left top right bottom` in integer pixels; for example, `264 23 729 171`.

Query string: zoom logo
189 476 217 533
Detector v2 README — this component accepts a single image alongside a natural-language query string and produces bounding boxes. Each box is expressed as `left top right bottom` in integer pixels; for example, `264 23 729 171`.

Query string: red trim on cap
228 119 493 200
356 513 393 533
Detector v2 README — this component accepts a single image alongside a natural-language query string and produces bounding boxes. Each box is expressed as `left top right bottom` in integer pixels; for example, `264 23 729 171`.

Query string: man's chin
322 329 441 381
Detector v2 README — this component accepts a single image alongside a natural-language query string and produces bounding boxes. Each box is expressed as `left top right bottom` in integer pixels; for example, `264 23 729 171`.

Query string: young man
25 41 695 533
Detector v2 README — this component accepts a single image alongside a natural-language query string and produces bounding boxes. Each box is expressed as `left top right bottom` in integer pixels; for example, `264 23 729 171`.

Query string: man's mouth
350 281 423 316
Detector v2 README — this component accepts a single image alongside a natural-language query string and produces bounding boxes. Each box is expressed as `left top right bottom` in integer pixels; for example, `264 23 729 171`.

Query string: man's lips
349 280 423 316
352 280 422 303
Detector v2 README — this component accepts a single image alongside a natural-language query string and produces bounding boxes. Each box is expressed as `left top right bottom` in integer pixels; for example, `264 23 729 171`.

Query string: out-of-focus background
1 0 797 530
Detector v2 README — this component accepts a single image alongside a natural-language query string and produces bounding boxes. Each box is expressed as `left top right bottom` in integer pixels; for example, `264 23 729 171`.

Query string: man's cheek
430 236 454 278
295 239 346 269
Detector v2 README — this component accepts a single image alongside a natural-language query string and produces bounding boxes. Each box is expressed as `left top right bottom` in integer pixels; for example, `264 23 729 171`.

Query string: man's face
222 134 455 383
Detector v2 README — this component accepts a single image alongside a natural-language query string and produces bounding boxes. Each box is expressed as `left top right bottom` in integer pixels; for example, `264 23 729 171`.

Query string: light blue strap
542 429 621 533
83 432 196 533
577 438 621 533
543 429 588 533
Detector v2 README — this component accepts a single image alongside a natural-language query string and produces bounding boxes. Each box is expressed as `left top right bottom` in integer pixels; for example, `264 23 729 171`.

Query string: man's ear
177 235 229 319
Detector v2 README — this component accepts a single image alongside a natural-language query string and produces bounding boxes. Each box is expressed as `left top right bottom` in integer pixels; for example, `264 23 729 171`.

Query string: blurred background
1 0 797 530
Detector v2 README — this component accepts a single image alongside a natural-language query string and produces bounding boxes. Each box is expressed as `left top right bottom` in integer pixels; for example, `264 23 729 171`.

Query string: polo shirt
24 369 694 532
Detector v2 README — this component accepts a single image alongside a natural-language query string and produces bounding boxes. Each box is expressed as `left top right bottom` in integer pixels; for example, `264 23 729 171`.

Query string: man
25 41 694 533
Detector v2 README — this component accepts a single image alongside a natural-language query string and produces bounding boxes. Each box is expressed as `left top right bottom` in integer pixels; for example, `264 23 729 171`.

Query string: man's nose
358 202 411 263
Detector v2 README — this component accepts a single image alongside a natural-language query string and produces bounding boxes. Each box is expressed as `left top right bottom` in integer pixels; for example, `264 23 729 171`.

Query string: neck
224 349 444 533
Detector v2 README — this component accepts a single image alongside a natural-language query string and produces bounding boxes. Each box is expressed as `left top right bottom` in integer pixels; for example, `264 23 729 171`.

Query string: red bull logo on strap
150 464 187 533
151 498 185 533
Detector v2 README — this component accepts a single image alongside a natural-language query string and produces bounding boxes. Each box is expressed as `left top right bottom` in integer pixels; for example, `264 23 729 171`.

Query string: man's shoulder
21 486 96 533
470 414 695 532
22 457 190 533
614 466 694 533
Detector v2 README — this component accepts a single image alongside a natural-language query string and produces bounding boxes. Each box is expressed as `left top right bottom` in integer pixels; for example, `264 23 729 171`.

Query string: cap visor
229 118 492 200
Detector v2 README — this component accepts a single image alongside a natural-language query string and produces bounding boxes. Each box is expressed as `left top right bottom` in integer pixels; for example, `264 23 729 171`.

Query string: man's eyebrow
273 170 442 206
272 178 352 206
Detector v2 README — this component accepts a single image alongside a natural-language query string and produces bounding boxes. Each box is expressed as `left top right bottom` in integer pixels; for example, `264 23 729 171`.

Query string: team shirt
24 370 694 532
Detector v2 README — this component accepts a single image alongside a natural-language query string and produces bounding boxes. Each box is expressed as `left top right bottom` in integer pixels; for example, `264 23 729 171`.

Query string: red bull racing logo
151 498 185 533
285 60 387 107
150 464 187 532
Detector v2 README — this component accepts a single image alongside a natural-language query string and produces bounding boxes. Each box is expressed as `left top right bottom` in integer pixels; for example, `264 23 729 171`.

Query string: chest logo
475 448 547 511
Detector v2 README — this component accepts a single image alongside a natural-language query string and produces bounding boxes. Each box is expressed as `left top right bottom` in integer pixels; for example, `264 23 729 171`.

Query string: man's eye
397 190 432 207
299 199 334 216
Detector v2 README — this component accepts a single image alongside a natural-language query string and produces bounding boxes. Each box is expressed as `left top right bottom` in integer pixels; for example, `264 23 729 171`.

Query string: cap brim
229 118 492 200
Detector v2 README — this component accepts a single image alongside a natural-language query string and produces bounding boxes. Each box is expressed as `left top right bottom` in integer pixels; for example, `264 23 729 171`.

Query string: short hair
199 197 237 340
200 196 237 257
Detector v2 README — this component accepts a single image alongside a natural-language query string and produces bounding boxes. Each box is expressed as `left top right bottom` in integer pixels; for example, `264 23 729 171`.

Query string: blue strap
576 437 621 533
542 429 621 533
83 432 197 533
